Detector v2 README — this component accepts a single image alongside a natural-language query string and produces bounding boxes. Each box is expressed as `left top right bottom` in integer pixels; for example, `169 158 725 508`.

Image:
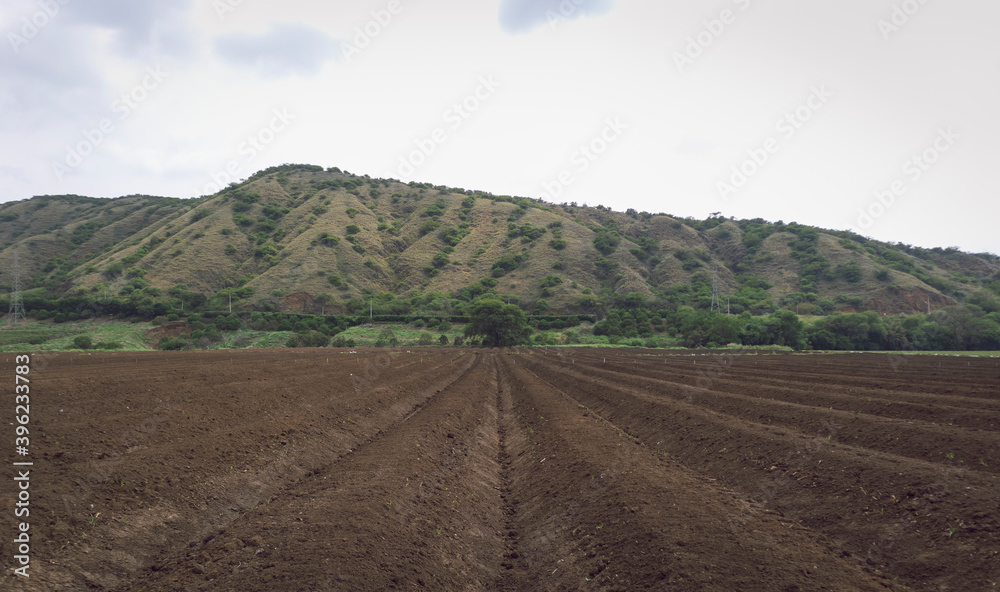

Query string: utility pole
7 252 26 325
710 261 720 312
229 290 232 313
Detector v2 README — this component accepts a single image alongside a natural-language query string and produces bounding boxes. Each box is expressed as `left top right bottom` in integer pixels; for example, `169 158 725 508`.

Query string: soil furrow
118 352 505 591
517 351 1000 592
10 349 475 591
4 348 996 592
530 351 1000 470
499 353 897 591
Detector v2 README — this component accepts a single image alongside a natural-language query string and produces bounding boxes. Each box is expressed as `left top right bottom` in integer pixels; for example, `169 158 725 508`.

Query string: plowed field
3 349 998 591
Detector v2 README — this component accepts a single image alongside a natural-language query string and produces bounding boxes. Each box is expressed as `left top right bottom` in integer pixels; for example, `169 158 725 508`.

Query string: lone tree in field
464 298 531 347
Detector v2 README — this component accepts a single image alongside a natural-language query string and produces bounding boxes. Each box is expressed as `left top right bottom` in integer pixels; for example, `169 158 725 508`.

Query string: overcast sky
2 0 998 254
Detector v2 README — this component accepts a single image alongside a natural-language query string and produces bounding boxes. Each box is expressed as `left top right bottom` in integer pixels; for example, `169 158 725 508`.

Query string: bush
292 330 330 348
439 334 449 345
73 335 92 349
214 313 241 331
539 274 563 289
318 232 340 247
104 262 125 278
835 260 863 283
375 327 399 347
432 252 450 268
491 253 526 278
593 228 620 255
158 336 188 351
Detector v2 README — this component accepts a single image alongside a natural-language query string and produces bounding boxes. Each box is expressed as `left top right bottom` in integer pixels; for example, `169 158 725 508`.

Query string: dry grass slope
1 166 997 316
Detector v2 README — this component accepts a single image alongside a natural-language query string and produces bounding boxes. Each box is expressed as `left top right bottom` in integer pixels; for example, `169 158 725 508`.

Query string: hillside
2 164 998 317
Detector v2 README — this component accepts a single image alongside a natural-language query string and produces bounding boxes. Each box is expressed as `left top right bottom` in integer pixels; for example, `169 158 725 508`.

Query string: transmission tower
8 252 26 325
710 261 721 312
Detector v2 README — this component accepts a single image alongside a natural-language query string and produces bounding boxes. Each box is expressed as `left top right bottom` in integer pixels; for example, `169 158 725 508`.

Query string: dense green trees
804 306 1000 351
464 298 531 347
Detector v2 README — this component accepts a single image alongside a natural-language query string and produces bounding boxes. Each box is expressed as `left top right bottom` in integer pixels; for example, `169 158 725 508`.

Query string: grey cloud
0 0 196 137
0 28 109 134
499 0 615 34
62 0 197 59
214 23 340 78
0 166 29 184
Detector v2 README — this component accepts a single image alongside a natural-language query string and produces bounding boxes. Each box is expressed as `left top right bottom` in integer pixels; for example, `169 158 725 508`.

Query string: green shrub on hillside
835 260 862 283
593 228 620 255
317 232 340 247
491 253 526 278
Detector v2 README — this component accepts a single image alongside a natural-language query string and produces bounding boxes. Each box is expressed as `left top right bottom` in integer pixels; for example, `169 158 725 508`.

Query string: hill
2 164 998 319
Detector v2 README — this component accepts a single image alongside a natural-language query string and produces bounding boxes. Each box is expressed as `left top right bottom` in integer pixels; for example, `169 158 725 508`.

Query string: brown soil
866 287 956 315
281 292 316 314
144 321 191 341
2 349 997 591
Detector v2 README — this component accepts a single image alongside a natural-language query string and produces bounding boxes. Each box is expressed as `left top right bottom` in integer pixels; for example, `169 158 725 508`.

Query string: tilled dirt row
524 351 1000 472
2 349 476 591
557 350 1000 424
2 349 996 591
517 350 1000 592
495 355 894 591
126 351 509 591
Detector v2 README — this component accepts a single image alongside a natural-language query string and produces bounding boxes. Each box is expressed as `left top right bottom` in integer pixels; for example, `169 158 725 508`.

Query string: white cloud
498 0 616 34
214 23 340 78
62 0 198 59
0 1 998 254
